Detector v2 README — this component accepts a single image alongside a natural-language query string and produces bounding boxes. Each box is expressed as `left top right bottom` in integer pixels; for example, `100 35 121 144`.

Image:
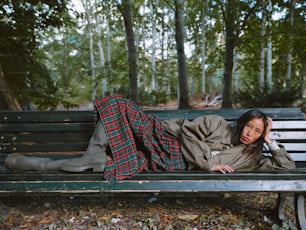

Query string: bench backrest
1 108 305 167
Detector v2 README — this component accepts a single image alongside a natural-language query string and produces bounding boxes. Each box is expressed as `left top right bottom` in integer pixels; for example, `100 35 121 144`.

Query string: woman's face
240 117 264 145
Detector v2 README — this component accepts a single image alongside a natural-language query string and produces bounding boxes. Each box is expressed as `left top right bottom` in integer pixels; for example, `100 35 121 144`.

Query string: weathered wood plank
1 132 92 142
272 120 306 129
269 131 306 139
1 180 306 193
0 123 94 132
1 143 89 153
0 110 95 123
0 108 304 123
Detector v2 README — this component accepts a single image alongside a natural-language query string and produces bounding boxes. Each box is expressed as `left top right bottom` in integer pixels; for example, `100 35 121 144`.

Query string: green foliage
0 0 72 109
1 0 305 109
139 89 169 106
235 81 300 108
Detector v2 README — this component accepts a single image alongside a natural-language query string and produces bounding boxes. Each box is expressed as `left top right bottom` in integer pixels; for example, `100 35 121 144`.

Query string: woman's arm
259 117 296 169
264 117 273 144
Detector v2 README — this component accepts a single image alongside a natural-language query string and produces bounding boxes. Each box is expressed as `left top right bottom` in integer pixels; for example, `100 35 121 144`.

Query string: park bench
0 108 305 229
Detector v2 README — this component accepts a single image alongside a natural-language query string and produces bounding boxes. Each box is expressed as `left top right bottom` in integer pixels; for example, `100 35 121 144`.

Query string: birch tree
286 0 296 88
258 1 266 88
266 0 273 89
201 0 207 94
174 0 190 108
81 0 96 100
106 14 112 94
150 0 157 92
95 14 107 97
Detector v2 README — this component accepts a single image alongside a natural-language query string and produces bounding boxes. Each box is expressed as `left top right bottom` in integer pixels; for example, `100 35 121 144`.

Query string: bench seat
0 108 305 229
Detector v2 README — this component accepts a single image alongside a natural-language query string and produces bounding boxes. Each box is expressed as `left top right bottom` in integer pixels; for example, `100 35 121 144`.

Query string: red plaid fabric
94 95 186 183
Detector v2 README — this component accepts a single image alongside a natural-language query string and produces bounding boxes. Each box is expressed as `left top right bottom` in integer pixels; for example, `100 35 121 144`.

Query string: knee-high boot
5 153 68 171
60 121 108 172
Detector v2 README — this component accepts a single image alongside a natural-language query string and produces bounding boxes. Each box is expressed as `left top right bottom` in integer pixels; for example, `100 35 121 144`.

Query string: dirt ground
0 192 297 230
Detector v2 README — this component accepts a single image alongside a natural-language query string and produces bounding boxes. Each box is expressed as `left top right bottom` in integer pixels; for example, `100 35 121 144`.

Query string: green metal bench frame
0 108 305 229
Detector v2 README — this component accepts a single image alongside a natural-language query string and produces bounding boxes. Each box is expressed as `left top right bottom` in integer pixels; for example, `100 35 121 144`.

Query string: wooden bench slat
0 179 306 193
2 131 304 143
2 137 304 153
0 123 94 132
0 110 94 123
1 132 92 142
2 170 306 181
152 112 305 121
275 143 306 151
290 153 306 161
0 108 304 123
0 122 304 134
272 120 306 129
1 143 88 153
269 131 306 139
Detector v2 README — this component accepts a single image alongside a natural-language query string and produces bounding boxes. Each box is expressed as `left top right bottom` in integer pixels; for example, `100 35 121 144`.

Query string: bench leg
277 192 287 224
295 193 306 230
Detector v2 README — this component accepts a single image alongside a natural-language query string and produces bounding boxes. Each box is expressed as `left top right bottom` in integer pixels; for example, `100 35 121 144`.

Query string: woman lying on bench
5 95 295 183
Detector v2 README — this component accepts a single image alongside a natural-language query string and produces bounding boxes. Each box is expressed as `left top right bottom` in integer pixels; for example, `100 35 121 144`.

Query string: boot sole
61 164 105 172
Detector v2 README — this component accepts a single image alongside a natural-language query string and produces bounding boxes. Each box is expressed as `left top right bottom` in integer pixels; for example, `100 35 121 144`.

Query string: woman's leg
5 121 108 172
5 153 69 171
60 121 108 172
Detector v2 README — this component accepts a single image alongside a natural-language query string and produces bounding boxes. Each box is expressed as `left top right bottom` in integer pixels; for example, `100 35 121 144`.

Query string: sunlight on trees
0 0 305 110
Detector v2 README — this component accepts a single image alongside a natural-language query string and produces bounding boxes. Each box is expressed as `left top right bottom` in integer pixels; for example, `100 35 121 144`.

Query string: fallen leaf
20 222 33 229
111 211 121 217
3 214 14 226
98 216 111 222
38 216 52 225
148 207 156 212
177 214 198 221
161 214 174 224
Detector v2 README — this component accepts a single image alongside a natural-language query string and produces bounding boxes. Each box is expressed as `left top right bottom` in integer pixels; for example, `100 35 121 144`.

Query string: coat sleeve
179 115 233 170
256 146 296 170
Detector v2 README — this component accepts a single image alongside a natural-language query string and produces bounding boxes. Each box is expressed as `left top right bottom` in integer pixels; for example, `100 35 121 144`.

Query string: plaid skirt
94 95 186 183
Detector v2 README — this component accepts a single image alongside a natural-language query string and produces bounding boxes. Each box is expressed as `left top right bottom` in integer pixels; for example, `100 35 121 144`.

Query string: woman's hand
264 117 273 144
211 164 234 174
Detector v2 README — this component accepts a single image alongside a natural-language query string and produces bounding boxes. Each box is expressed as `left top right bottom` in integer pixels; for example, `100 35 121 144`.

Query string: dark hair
232 109 268 157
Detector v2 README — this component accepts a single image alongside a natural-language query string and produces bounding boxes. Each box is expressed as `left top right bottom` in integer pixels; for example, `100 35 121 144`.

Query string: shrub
235 83 300 108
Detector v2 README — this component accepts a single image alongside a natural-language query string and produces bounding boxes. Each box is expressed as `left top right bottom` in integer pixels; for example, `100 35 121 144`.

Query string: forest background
0 0 305 110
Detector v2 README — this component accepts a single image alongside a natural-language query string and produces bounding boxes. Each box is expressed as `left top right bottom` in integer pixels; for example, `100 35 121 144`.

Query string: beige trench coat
162 115 295 171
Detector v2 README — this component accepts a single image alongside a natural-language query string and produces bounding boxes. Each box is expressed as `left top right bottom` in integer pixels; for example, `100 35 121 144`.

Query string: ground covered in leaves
0 192 296 230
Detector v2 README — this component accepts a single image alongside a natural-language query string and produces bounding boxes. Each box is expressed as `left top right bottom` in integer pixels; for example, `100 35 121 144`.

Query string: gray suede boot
60 121 108 172
5 153 69 171
45 159 69 171
5 153 53 171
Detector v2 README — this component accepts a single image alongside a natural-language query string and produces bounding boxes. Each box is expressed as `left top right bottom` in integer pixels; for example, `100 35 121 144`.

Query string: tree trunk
96 14 107 97
201 0 207 94
258 1 266 87
118 0 138 102
266 0 273 90
174 0 190 109
81 0 96 100
233 48 239 91
151 1 157 93
89 27 96 100
286 0 295 88
106 16 112 94
0 65 21 110
137 0 146 91
301 58 305 98
221 0 237 108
